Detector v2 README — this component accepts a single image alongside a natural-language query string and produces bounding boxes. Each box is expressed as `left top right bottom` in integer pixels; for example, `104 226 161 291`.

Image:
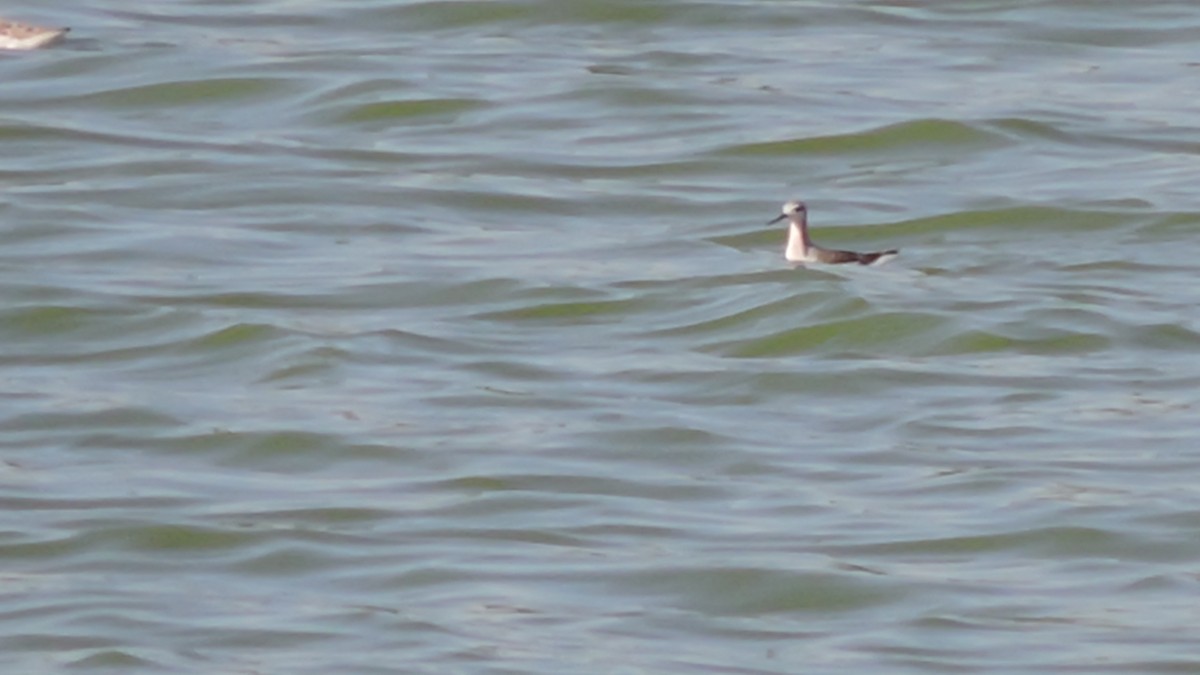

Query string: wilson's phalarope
769 200 898 265
0 18 69 50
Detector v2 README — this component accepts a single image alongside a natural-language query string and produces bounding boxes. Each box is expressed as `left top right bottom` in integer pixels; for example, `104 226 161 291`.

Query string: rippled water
4 2 1200 672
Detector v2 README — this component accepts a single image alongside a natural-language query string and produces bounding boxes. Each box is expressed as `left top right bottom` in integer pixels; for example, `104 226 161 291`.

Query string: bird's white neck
784 217 814 262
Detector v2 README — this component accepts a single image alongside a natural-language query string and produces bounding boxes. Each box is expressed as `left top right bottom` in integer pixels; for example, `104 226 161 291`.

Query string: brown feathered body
771 200 898 266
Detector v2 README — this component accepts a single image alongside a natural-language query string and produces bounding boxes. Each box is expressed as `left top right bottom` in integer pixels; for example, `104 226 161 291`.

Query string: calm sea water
3 2 1200 673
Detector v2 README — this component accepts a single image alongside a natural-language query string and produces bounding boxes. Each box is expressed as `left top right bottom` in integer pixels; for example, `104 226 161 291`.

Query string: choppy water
4 2 1200 673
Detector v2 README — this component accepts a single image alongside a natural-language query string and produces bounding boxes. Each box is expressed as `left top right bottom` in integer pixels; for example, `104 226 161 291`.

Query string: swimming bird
0 18 69 50
769 200 898 265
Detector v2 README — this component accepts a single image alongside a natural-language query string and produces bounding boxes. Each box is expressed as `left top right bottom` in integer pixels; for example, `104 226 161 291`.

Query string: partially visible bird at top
0 18 69 51
769 200 899 266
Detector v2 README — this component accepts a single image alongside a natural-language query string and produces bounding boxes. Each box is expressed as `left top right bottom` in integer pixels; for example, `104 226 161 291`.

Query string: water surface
3 2 1200 673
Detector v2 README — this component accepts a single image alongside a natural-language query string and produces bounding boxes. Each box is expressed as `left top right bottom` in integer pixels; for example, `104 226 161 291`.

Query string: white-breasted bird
0 18 69 50
769 200 898 265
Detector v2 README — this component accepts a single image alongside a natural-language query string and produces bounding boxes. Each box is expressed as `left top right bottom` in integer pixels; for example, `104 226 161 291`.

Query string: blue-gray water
3 2 1200 673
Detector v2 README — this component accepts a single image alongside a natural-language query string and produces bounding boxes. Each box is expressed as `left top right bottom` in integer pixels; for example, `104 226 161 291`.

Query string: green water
2 2 1200 673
